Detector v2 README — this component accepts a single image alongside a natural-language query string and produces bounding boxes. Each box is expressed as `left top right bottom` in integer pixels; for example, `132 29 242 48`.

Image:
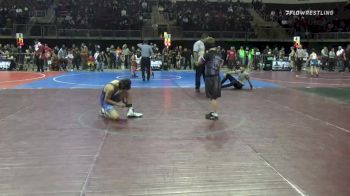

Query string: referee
193 33 209 92
137 40 154 81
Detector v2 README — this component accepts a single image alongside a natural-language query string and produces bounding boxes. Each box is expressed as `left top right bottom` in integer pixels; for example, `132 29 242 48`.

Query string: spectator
342 45 350 72
336 46 345 71
80 44 89 70
72 47 81 70
328 48 336 71
34 41 45 72
122 44 131 69
289 47 296 71
321 47 329 70
238 46 246 66
43 44 53 71
183 48 192 70
58 45 68 71
226 46 237 70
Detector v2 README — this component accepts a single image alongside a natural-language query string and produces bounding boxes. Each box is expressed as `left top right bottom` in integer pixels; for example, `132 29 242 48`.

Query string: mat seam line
266 100 350 134
79 129 108 196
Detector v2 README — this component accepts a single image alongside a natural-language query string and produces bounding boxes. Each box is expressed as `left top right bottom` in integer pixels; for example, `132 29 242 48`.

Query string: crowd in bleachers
0 0 52 31
161 0 253 32
253 0 350 35
1 0 350 36
2 41 349 73
55 0 149 30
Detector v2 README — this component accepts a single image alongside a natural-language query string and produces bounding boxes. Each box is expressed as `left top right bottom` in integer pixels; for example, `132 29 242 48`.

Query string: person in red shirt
226 46 237 70
34 41 45 72
87 53 95 71
43 44 53 71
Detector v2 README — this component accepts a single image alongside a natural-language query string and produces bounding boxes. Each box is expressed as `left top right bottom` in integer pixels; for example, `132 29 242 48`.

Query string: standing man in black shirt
137 40 154 81
199 37 223 120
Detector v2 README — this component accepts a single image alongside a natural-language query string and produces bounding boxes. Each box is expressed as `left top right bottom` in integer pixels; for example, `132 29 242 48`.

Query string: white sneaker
99 108 106 117
127 109 143 118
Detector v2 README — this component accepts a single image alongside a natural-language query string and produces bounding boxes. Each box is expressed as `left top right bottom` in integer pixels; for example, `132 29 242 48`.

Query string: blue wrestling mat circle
15 71 280 89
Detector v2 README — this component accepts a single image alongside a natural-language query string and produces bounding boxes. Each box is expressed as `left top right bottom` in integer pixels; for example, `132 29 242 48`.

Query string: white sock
211 112 218 117
128 107 133 112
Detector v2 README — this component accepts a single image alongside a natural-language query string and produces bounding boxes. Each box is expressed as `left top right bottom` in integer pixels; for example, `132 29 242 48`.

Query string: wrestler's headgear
119 79 131 90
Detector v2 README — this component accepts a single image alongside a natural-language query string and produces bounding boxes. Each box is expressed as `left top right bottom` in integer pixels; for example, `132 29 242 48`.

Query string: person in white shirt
193 33 208 92
94 50 100 66
328 48 336 71
296 45 304 72
321 46 328 70
307 48 319 77
289 47 296 71
121 9 126 17
336 46 345 71
58 45 67 71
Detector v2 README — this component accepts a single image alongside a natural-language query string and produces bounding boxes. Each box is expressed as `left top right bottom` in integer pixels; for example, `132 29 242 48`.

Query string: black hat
119 79 131 90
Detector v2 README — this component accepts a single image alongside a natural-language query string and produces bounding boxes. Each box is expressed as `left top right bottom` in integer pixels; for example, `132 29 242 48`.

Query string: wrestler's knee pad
106 110 120 120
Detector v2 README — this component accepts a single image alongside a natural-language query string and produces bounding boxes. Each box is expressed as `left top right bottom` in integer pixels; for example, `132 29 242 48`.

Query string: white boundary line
0 73 46 83
257 97 350 195
257 155 307 196
325 122 350 133
53 73 104 86
266 100 350 134
252 77 350 86
116 74 182 80
69 85 193 89
0 105 32 122
53 73 192 88
296 75 350 80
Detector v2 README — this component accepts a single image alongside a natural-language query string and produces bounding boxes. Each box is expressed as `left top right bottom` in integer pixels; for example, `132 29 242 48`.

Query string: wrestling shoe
205 112 218 120
99 108 106 117
127 108 143 118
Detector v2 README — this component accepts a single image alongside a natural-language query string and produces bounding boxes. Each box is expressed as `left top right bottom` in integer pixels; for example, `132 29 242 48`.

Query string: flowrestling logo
285 10 334 16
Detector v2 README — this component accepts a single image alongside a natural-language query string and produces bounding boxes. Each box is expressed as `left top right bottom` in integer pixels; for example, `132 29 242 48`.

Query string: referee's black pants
141 57 151 81
296 58 303 72
35 56 44 72
195 65 205 90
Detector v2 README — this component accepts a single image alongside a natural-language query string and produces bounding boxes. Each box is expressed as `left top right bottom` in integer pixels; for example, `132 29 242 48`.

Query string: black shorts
233 81 243 89
205 75 221 99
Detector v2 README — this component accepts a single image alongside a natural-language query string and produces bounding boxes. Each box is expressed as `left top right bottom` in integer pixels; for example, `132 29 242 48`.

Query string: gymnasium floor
0 70 350 196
